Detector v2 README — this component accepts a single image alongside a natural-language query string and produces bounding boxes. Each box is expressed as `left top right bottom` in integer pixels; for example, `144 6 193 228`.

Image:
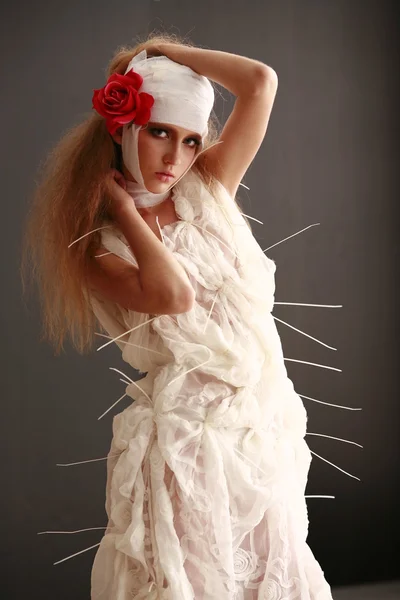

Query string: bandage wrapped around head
121 50 215 208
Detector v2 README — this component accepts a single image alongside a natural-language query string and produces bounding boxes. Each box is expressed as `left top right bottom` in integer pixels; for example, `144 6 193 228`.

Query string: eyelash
149 128 201 148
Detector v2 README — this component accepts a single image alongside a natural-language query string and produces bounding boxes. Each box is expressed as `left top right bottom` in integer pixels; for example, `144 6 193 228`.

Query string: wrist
113 201 139 222
158 43 194 67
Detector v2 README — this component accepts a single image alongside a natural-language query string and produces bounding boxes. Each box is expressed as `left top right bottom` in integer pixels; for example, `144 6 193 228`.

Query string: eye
150 127 168 138
185 137 201 148
149 127 201 148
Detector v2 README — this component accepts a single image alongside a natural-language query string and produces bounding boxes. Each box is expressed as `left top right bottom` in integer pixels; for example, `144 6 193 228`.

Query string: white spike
94 252 112 258
53 542 101 565
284 358 342 372
238 212 264 225
274 302 342 308
155 215 166 245
167 349 212 387
305 495 335 499
109 368 153 404
310 450 360 481
96 316 158 350
263 223 320 252
68 225 112 248
203 290 219 333
98 393 127 420
56 452 121 467
239 182 250 190
299 394 361 411
233 444 351 490
108 367 134 383
95 332 168 357
38 527 107 535
307 432 363 448
272 315 337 351
233 446 269 478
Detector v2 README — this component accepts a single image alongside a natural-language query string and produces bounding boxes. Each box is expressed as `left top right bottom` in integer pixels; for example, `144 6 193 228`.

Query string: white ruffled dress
88 169 333 599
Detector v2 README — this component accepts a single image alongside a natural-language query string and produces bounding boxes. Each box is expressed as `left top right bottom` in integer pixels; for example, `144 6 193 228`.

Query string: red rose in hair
92 69 154 135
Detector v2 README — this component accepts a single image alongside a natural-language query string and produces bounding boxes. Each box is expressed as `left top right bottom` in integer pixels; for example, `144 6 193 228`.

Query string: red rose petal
106 118 119 135
139 92 155 109
122 88 137 112
116 111 137 125
133 92 154 125
125 70 143 90
93 69 151 128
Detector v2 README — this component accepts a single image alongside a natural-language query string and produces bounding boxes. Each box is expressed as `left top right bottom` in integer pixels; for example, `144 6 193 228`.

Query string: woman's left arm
155 43 278 198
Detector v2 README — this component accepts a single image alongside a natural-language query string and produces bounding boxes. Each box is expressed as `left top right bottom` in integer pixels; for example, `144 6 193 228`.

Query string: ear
111 126 123 145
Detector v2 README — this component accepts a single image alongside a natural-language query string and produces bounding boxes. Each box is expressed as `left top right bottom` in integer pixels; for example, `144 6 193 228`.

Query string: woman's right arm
85 172 195 315
86 245 194 315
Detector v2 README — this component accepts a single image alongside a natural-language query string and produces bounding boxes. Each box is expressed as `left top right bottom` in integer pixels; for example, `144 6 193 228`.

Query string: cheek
137 135 159 170
183 147 198 168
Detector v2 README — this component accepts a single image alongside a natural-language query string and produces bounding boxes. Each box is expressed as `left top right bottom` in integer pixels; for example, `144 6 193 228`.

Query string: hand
146 43 198 73
145 42 167 58
104 168 136 219
146 42 190 63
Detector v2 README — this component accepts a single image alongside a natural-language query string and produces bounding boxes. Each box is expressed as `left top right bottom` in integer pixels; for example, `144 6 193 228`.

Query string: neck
125 179 170 209
136 192 172 215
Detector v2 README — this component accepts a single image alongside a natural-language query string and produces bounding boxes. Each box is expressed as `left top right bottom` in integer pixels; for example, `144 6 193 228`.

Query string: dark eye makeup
149 127 201 147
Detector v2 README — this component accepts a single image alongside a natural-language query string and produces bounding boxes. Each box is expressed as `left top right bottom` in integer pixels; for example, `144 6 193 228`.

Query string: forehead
149 121 200 137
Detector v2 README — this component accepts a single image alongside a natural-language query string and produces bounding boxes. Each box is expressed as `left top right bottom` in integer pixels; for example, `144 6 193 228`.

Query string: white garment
89 169 333 599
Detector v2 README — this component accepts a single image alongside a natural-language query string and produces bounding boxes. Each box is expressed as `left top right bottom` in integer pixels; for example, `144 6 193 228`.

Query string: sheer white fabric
89 169 333 599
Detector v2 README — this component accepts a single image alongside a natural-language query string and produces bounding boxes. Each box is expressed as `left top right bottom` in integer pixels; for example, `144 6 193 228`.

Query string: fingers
110 168 127 190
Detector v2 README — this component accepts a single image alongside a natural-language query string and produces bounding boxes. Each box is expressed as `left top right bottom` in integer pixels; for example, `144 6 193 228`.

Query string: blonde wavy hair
21 31 249 355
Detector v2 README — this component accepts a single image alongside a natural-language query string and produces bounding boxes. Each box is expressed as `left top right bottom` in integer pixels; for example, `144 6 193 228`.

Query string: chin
145 178 174 193
145 184 167 194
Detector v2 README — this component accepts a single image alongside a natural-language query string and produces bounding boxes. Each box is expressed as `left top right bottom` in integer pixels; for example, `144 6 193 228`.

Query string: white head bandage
121 49 215 208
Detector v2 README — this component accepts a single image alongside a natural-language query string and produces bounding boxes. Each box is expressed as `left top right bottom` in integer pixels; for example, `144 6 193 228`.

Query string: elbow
252 64 278 94
259 63 278 83
172 286 196 314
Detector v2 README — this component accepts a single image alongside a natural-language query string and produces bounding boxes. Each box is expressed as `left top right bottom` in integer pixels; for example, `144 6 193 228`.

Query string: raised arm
86 170 195 314
153 43 278 198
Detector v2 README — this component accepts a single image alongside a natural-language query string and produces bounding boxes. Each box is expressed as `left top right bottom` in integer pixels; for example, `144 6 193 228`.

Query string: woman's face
114 122 202 191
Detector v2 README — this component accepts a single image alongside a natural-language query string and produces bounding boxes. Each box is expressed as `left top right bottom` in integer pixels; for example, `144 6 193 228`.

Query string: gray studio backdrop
2 1 399 598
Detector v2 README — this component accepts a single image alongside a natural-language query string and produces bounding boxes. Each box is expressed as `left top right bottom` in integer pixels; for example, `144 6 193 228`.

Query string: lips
156 172 175 178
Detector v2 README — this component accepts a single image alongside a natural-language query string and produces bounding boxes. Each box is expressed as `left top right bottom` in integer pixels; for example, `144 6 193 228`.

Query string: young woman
22 33 333 599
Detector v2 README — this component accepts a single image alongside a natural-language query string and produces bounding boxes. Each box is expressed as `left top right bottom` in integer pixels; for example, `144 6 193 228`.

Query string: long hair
20 31 250 355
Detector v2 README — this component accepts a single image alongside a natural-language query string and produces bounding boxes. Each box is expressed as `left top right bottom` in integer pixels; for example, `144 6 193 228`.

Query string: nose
163 141 182 166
